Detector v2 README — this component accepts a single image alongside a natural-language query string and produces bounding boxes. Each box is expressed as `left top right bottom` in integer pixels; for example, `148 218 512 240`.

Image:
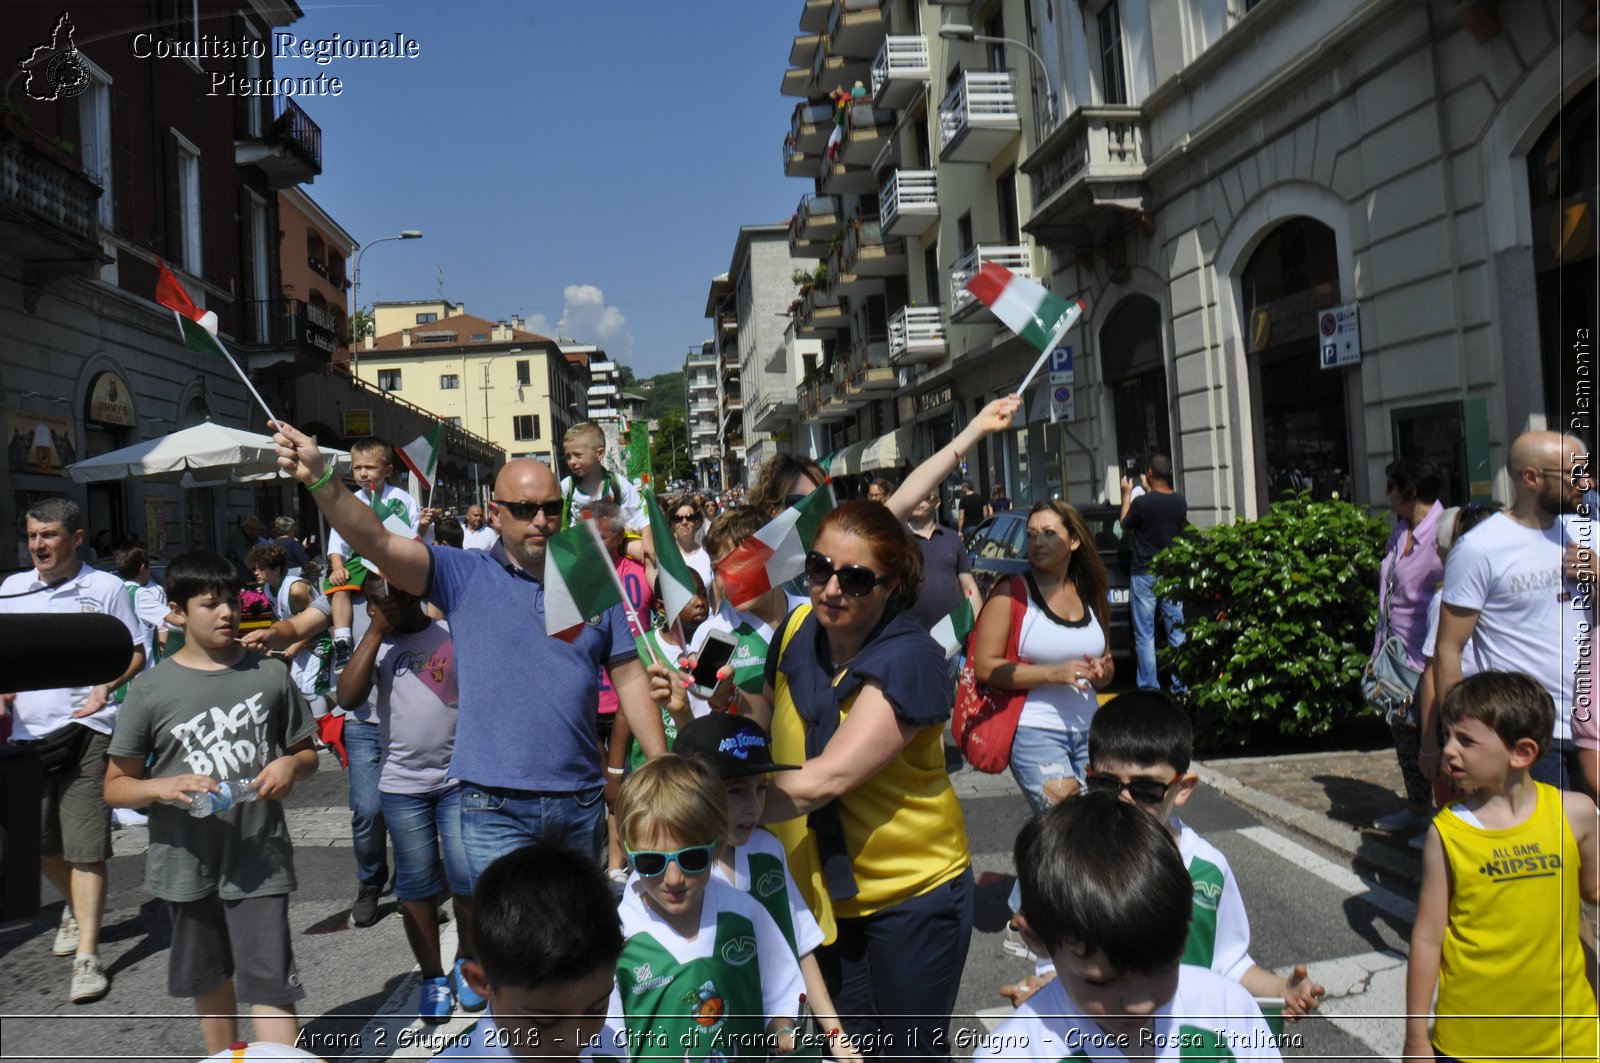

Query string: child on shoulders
323 437 422 660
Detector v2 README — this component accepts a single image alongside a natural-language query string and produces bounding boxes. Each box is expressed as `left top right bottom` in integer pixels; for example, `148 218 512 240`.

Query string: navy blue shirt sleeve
852 626 952 727
603 601 639 667
424 544 465 613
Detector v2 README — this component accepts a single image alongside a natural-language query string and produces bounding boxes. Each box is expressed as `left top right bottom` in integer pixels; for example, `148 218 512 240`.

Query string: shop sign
916 384 953 416
145 496 167 554
88 371 136 426
343 409 373 436
7 410 76 476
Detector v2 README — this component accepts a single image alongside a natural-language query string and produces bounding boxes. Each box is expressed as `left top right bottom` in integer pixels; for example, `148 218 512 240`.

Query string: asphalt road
0 749 1413 1062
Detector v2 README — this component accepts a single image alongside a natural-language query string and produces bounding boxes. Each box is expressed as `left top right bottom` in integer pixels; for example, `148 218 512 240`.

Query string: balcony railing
938 71 1019 164
827 0 887 59
235 97 323 188
888 305 948 365
845 340 896 396
871 36 930 110
0 119 101 254
881 169 938 236
796 287 848 336
272 99 321 172
1026 105 1151 228
949 245 1032 321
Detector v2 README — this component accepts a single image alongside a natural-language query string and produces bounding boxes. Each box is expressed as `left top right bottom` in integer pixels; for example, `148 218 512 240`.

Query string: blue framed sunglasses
626 843 717 878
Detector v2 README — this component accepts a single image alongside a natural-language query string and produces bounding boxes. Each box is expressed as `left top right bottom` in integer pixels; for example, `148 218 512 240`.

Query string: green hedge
1150 492 1389 745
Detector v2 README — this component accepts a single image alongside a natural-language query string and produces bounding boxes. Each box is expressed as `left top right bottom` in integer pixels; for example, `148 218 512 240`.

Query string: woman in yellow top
745 500 969 1062
1404 671 1599 1063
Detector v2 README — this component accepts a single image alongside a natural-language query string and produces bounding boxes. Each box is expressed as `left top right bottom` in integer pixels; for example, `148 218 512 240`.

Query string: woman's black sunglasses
805 550 887 597
492 498 563 521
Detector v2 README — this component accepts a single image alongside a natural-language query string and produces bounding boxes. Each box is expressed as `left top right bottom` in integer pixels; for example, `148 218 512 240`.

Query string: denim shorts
1008 726 1090 814
379 785 470 901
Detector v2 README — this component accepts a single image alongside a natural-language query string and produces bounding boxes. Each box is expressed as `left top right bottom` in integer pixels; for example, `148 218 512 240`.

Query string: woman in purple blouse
1370 456 1445 843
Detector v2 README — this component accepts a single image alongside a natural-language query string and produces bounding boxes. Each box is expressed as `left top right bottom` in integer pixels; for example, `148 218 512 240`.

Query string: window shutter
200 153 217 281
163 130 180 260
112 89 132 238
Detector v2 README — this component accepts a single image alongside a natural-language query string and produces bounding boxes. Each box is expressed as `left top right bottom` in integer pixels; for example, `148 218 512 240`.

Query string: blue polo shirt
426 543 636 792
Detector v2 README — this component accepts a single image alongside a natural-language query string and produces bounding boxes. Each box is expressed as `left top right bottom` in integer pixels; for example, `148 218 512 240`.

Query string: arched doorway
1241 218 1351 504
83 369 137 550
1528 81 1598 448
1101 295 1170 469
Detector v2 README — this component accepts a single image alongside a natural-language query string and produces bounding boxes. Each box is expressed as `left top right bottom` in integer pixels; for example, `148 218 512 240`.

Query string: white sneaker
1001 924 1038 961
52 910 79 957
1372 808 1431 833
70 954 108 1003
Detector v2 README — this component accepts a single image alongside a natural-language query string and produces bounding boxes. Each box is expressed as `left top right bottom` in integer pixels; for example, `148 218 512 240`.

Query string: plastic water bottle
187 779 261 818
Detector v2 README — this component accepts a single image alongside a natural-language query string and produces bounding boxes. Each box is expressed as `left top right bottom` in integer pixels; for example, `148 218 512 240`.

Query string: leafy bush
1151 492 1388 745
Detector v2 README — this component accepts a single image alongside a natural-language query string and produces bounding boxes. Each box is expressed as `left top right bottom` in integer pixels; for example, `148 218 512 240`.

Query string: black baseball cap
675 714 800 780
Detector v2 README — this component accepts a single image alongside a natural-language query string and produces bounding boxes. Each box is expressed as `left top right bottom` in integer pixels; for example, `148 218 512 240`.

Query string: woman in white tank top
971 501 1114 812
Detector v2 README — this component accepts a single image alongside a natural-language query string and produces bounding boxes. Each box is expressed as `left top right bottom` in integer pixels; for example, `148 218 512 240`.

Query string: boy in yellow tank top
1405 671 1599 1062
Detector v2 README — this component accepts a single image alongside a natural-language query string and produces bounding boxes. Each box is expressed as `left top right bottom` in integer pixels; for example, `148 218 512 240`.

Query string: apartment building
0 1 327 562
353 306 587 471
685 343 723 488
779 0 1595 521
559 342 624 422
1017 0 1596 521
781 0 1054 500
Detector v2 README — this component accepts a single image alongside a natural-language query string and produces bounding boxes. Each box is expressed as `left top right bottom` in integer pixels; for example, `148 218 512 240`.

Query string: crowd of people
1 410 1595 1062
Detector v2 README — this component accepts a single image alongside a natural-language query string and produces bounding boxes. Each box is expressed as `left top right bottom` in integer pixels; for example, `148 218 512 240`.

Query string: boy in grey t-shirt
105 551 317 1056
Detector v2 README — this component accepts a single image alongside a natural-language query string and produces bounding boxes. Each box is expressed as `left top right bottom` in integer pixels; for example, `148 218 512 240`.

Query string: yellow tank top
1432 781 1598 1061
768 605 970 940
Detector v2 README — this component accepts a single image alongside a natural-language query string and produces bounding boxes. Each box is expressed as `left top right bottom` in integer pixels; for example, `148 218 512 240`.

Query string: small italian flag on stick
963 261 1085 395
931 598 975 660
644 490 699 629
399 424 442 495
714 485 834 607
543 519 622 641
155 260 280 424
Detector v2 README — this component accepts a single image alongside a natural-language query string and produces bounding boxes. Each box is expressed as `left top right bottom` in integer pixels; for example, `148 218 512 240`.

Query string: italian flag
963 262 1084 353
644 490 698 628
543 519 622 641
714 485 834 607
931 598 975 660
155 260 225 357
399 424 442 494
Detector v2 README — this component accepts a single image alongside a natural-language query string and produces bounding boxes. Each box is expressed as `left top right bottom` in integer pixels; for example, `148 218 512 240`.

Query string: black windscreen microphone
0 614 136 693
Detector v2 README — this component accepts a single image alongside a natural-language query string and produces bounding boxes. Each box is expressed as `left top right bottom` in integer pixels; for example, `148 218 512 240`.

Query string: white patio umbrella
66 420 350 484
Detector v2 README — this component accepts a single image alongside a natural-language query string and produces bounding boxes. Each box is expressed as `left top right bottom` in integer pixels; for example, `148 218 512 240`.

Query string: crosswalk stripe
1235 825 1418 924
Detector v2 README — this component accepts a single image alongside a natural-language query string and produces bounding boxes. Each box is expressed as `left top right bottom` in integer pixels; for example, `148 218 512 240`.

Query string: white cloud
528 284 634 360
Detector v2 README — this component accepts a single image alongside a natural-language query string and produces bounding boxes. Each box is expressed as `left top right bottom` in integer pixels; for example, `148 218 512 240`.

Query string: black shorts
167 894 305 1006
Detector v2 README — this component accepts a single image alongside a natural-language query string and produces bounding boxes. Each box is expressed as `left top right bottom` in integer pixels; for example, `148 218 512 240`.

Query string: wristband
605 766 626 776
307 466 335 492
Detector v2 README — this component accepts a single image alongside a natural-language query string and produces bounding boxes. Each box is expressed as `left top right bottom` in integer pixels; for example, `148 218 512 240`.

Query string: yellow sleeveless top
767 605 970 942
1432 781 1598 1061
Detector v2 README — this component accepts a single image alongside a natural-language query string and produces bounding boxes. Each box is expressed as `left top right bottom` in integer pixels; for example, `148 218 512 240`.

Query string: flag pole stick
1014 300 1085 397
580 519 660 668
215 338 279 425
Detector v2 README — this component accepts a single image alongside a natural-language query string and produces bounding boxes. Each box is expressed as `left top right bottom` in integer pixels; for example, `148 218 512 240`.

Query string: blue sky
291 1 806 376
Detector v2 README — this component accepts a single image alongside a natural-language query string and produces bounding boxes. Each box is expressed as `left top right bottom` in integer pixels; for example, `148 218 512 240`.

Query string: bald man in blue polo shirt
272 429 667 882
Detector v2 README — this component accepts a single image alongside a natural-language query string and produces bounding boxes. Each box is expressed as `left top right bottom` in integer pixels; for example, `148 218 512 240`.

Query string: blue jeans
1132 573 1186 693
1008 726 1090 814
458 782 608 887
380 785 470 901
342 719 389 890
817 869 974 1062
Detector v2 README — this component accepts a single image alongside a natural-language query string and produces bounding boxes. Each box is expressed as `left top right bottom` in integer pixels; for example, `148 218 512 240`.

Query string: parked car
963 504 1134 671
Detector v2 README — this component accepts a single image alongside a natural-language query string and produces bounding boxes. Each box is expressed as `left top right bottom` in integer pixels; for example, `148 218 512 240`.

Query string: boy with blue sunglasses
613 755 806 1061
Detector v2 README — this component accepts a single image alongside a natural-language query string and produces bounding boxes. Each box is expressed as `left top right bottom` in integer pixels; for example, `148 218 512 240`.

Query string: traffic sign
1317 303 1361 369
1047 346 1074 384
1051 383 1075 423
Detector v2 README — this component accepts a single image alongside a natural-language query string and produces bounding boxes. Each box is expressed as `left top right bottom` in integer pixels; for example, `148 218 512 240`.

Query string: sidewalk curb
1196 761 1422 889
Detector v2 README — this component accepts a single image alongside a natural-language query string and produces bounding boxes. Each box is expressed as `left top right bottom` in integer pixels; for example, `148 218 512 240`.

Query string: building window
996 168 1020 244
957 212 974 256
513 414 540 441
439 374 460 390
1097 1 1128 105
983 11 1006 73
173 131 202 274
377 368 402 392
516 360 531 387
444 416 461 428
470 333 489 342
76 57 113 229
416 312 438 324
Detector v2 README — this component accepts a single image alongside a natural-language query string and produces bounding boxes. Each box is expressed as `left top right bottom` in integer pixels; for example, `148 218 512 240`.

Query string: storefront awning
859 427 912 472
828 439 870 476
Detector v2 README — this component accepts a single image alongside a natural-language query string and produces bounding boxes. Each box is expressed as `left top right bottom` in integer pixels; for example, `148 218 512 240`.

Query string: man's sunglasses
492 499 563 521
805 550 887 598
626 843 716 878
1083 771 1181 806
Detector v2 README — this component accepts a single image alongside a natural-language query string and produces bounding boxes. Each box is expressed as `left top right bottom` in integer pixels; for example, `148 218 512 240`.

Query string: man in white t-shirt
0 498 143 1004
461 504 499 551
1437 430 1593 790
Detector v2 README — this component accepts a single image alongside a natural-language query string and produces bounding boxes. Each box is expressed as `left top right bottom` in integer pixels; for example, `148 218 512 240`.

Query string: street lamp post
938 23 1057 129
350 230 423 374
